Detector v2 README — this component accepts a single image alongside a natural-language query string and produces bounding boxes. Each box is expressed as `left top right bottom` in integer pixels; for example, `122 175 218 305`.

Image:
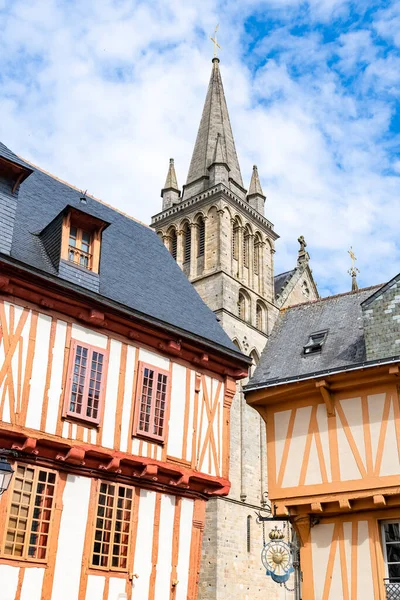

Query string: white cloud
0 0 399 297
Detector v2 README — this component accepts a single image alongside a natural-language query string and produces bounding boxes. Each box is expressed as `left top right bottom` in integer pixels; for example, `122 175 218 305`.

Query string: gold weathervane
348 247 360 291
348 247 359 275
210 24 221 58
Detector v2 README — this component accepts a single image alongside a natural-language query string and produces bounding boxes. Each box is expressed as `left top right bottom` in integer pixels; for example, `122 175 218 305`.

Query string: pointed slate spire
247 165 266 215
161 158 180 210
182 58 245 201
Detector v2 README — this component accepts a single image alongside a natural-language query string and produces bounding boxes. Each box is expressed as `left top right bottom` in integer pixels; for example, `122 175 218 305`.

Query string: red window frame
63 339 108 425
133 362 170 442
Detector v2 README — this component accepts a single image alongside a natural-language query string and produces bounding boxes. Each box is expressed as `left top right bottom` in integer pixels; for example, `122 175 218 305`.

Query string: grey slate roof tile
274 269 295 298
0 142 241 355
250 286 382 386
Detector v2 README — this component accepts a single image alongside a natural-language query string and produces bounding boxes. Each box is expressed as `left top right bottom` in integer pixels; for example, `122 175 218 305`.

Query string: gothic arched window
256 301 268 333
169 228 177 261
232 220 239 260
183 223 191 263
254 234 261 275
243 228 250 268
256 302 263 330
197 217 205 257
238 292 246 320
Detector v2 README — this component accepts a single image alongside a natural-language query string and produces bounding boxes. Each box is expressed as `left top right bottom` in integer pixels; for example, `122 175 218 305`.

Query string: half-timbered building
245 274 400 599
0 141 250 600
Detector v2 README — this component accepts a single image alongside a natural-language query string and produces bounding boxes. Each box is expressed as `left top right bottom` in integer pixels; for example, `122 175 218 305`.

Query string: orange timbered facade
0 142 249 600
246 279 400 599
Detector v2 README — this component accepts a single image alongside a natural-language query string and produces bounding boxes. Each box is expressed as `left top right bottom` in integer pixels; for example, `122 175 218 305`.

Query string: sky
0 0 400 297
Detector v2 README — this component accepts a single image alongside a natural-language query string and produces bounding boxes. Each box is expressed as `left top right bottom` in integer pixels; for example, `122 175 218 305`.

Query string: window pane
87 350 104 421
388 544 400 563
154 373 168 437
138 368 154 433
5 466 55 561
389 563 400 578
69 227 77 247
385 523 400 543
91 483 133 571
81 230 91 253
69 345 87 415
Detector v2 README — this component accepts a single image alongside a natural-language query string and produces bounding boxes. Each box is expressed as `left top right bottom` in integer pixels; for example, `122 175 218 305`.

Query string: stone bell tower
151 57 316 599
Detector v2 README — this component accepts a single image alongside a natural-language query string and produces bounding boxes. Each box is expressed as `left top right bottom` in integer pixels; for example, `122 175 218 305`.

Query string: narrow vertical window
198 218 205 257
170 229 177 260
2 465 56 561
134 362 170 442
238 292 246 320
243 230 249 268
184 223 191 263
254 238 260 274
232 221 239 260
91 482 133 571
256 303 263 330
64 340 108 425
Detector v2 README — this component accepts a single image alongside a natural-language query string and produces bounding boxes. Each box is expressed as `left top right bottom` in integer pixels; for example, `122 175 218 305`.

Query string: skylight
303 330 328 355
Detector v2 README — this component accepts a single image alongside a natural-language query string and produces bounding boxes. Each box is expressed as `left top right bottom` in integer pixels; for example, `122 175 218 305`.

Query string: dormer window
68 226 92 268
60 208 108 274
303 330 328 355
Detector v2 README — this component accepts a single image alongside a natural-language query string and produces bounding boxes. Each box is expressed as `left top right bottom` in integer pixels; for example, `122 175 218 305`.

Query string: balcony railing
385 578 400 599
68 246 92 270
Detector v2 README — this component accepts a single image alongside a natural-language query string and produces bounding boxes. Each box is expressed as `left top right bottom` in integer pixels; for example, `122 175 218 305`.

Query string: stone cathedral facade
151 57 318 599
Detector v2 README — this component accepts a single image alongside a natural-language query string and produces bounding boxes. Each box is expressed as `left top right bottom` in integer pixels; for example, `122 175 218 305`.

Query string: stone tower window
256 303 262 330
238 292 246 319
238 290 250 322
232 220 239 260
243 228 250 268
183 223 191 263
170 228 177 260
256 301 267 333
197 217 205 257
254 235 261 274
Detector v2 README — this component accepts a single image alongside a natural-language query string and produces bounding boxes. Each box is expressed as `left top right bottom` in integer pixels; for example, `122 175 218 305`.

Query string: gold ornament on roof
348 246 360 291
210 24 221 58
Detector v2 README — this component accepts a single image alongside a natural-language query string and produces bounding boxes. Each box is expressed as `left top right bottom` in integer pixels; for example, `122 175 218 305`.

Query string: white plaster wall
52 475 91 599
132 489 156 598
154 495 175 599
176 498 194 600
0 564 19 600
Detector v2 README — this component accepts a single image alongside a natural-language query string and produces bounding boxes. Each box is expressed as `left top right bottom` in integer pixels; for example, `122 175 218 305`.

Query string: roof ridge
280 283 383 312
16 154 151 229
275 269 296 279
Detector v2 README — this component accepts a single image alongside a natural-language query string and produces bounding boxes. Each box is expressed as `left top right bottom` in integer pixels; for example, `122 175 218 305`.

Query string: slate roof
248 286 382 388
0 142 244 358
274 269 295 298
0 141 33 170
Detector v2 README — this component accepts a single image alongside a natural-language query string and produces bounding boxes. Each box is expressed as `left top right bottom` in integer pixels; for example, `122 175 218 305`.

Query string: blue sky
0 0 399 297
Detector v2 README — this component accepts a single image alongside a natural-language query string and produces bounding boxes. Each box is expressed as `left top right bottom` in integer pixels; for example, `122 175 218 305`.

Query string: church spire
182 58 244 201
247 165 266 215
161 158 180 210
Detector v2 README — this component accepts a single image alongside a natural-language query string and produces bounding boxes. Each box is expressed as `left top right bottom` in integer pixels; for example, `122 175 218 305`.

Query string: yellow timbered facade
245 275 400 599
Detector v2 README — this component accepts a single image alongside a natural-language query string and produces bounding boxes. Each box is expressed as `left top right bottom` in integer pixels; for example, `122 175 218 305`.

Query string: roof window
303 330 328 355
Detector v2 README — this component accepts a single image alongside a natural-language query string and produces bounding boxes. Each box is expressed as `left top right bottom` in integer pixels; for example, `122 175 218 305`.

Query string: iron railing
385 578 400 600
